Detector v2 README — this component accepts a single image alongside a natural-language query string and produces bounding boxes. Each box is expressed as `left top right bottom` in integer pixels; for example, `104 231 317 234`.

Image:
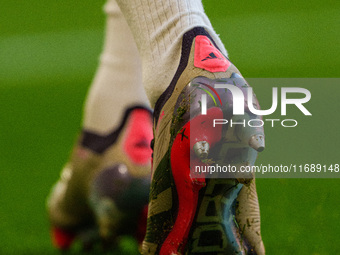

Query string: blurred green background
0 0 339 254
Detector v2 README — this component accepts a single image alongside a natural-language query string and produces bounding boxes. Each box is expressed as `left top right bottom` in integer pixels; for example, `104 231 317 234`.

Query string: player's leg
47 0 152 250
114 0 265 254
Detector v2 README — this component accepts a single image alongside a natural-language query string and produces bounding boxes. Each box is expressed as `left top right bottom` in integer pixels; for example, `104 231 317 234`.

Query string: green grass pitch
0 0 339 254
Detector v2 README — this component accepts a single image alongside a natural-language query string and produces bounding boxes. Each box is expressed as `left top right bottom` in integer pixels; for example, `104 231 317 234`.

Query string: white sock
83 0 149 135
115 0 228 107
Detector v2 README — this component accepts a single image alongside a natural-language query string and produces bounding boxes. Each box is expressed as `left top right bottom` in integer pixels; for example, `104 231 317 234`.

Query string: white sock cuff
115 0 228 106
82 0 149 135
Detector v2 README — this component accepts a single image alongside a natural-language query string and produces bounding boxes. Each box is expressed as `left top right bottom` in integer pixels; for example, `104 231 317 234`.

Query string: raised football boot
47 106 153 251
142 27 265 255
